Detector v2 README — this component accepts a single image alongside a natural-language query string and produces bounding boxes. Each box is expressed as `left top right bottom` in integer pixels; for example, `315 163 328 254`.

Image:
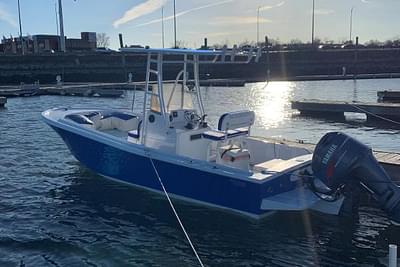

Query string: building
33 35 60 53
1 36 34 54
0 32 97 54
66 32 96 51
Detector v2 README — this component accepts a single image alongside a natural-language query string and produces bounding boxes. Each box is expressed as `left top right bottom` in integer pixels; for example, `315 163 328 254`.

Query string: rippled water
0 79 399 266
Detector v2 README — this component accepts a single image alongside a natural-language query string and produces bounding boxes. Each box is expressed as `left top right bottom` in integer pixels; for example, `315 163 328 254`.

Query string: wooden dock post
354 36 359 80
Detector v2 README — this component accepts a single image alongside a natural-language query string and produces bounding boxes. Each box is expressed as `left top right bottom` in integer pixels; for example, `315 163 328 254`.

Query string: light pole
349 7 354 43
162 6 165 48
17 0 24 55
58 0 66 52
173 0 177 48
257 6 260 46
311 0 315 45
55 1 59 36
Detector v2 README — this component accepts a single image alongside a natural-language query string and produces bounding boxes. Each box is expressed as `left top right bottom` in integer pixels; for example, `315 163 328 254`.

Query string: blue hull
51 126 300 217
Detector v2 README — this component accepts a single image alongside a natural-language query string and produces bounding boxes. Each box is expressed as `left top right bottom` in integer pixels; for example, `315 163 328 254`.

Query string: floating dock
1 79 246 99
0 97 6 107
0 84 40 97
291 100 400 122
40 83 136 97
290 73 400 81
378 91 400 103
42 86 124 97
199 79 246 87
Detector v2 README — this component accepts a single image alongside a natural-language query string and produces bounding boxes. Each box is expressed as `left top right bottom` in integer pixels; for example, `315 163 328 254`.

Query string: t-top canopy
119 47 224 56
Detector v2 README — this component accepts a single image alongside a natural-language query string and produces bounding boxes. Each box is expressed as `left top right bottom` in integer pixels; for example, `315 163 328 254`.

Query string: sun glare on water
248 81 295 129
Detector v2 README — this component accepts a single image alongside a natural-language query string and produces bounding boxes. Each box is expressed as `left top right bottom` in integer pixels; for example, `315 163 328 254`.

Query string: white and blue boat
42 48 400 222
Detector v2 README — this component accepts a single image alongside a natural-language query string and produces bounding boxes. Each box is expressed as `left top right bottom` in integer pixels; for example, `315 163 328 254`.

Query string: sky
0 0 399 49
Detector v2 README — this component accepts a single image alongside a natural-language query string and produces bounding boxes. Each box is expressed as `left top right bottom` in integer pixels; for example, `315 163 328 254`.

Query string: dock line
148 156 205 267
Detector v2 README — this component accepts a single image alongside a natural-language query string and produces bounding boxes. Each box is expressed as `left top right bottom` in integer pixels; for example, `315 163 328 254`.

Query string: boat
42 48 400 222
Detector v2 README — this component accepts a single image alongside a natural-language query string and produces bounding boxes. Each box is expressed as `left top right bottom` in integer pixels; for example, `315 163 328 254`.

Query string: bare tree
171 40 188 49
97 33 110 48
289 38 303 45
239 39 255 47
211 41 230 49
322 38 334 44
312 37 322 45
365 39 383 48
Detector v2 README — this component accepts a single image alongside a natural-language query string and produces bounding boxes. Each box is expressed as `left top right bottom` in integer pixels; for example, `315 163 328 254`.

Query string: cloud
209 16 271 26
113 0 167 28
259 1 285 11
314 9 334 15
0 5 17 27
135 0 234 27
361 0 369 3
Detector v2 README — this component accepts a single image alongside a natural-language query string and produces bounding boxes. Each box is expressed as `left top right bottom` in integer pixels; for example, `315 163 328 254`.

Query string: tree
97 33 110 48
313 37 322 45
172 40 188 49
211 41 230 49
322 38 334 44
392 38 400 47
365 39 383 48
289 38 303 45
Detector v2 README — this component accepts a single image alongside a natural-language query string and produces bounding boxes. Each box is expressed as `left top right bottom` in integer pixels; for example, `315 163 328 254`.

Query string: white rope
148 156 205 267
349 103 400 126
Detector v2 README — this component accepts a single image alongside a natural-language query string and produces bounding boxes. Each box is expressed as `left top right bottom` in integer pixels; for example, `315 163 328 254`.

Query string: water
1 79 400 266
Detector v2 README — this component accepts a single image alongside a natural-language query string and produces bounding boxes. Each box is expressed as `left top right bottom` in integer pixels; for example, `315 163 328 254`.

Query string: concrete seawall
1 48 400 84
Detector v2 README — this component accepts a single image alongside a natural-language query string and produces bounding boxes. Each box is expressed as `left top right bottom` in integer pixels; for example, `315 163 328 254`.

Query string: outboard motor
312 132 400 224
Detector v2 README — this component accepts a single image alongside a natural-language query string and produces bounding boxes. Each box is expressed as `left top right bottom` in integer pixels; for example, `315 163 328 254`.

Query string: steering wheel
184 111 203 129
190 113 202 123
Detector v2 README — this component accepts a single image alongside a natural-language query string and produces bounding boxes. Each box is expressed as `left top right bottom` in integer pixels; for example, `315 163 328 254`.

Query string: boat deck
101 129 129 139
257 137 400 182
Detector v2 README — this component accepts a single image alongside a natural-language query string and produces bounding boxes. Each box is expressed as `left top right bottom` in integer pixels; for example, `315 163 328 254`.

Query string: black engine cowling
312 132 400 223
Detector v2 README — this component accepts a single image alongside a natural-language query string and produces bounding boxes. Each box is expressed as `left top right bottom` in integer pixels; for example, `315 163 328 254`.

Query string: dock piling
119 33 124 48
389 244 397 267
0 97 6 107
